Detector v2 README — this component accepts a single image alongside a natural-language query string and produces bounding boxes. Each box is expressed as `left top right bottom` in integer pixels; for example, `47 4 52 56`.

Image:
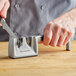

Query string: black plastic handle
41 36 44 41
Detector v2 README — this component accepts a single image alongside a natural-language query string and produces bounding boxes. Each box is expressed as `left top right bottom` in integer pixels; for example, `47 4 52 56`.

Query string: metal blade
0 18 17 38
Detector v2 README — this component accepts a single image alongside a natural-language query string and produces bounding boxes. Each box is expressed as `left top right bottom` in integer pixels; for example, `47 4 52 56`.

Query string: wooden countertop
0 41 76 76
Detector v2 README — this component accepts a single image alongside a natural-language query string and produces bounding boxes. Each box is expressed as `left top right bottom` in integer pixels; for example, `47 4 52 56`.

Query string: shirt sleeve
71 0 76 8
73 0 76 8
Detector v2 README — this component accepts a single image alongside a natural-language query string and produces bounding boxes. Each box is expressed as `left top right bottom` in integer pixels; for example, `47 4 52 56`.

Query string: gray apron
0 0 76 41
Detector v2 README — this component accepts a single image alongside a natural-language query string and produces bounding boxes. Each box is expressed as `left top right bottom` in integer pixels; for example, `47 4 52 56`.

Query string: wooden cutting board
0 41 76 76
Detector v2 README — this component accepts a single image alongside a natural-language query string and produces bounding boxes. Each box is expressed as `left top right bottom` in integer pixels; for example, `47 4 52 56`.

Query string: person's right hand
43 12 75 47
0 0 10 18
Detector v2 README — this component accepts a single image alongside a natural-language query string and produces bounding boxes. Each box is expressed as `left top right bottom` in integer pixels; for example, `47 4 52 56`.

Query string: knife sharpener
0 18 71 58
8 36 38 58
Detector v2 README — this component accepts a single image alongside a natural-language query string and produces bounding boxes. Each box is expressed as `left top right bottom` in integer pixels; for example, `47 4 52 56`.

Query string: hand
0 0 10 18
43 13 75 47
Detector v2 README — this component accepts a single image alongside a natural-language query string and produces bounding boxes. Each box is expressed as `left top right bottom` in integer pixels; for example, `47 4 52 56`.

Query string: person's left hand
42 13 75 47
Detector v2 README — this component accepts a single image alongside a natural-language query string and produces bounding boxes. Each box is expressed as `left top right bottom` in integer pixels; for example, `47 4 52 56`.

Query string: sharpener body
8 37 38 58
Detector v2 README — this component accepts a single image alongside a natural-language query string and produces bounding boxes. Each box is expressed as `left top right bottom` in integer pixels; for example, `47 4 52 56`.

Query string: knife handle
39 35 70 51
40 36 44 41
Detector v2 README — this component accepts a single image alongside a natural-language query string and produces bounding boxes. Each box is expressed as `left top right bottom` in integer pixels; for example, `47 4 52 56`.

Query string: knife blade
0 18 17 38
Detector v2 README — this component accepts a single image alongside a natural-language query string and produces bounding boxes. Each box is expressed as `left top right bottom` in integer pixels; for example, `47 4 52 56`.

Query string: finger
49 25 61 47
0 0 5 12
57 28 67 47
57 33 67 47
1 0 10 18
43 23 53 45
63 32 72 45
43 31 52 45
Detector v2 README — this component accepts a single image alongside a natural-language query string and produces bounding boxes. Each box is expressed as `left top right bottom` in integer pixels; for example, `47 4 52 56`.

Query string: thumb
1 1 10 18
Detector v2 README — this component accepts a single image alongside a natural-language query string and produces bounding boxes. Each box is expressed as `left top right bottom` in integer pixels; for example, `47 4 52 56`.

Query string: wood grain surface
0 41 76 76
